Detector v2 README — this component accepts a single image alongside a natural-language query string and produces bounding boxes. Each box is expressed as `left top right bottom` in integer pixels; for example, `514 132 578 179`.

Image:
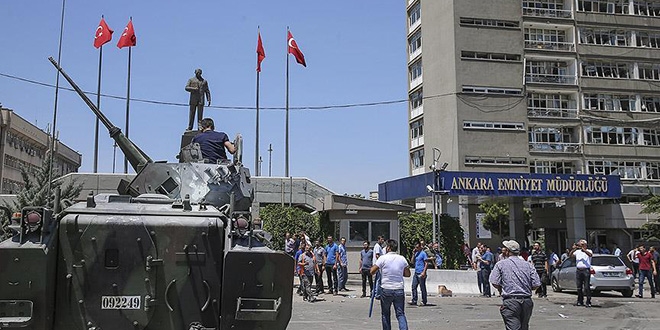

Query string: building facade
0 107 81 194
404 0 660 252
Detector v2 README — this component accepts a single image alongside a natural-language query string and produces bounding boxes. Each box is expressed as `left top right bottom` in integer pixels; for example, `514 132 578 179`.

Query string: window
583 93 635 111
461 51 521 62
459 17 520 29
463 121 525 131
411 149 424 169
409 30 421 55
642 129 660 146
582 61 629 78
587 160 642 179
409 59 422 81
578 0 628 14
642 96 660 112
530 160 575 174
638 63 660 80
465 156 527 166
408 3 420 27
526 60 573 83
349 222 369 242
633 1 660 16
411 119 424 139
523 0 565 10
529 127 575 143
585 126 639 145
410 88 423 110
462 86 522 95
528 92 574 110
648 162 660 179
579 28 631 46
636 31 660 48
370 222 390 242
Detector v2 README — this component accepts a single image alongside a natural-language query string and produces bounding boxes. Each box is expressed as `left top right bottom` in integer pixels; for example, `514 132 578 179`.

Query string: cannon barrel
48 56 152 172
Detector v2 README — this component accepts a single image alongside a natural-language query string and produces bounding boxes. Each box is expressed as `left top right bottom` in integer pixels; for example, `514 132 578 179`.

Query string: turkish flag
117 19 137 49
256 32 266 72
287 31 306 67
93 17 113 48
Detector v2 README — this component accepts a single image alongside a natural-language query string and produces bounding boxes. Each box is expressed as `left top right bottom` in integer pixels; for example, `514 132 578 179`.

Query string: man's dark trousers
576 268 591 304
480 268 491 297
324 264 338 293
314 265 325 293
361 268 373 296
411 272 427 304
500 297 534 330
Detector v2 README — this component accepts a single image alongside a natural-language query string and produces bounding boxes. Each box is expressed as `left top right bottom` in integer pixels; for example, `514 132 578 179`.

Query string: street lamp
429 147 449 243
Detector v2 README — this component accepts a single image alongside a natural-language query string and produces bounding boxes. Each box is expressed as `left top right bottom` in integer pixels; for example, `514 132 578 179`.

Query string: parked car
551 254 634 297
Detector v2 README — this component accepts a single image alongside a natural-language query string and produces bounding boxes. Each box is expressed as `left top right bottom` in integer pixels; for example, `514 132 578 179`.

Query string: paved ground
287 276 659 330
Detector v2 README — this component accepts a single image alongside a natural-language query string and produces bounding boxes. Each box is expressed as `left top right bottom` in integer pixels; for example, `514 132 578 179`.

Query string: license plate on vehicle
602 272 619 277
101 296 141 310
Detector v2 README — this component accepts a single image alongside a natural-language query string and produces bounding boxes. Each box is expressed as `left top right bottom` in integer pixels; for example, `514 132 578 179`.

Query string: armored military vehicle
0 58 293 330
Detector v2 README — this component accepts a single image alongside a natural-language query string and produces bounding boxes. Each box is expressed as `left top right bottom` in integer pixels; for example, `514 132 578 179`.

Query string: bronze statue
185 68 211 130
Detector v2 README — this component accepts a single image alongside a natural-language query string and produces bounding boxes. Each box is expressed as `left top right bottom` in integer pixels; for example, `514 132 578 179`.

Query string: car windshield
592 256 624 267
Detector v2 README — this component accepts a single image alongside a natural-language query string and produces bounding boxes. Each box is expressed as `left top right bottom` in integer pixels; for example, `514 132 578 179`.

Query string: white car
551 254 634 297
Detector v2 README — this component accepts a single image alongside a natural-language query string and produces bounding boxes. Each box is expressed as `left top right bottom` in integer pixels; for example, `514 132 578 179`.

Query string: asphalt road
287 277 659 330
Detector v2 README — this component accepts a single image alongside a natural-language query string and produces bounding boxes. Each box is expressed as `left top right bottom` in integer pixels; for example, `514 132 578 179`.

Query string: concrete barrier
403 269 487 296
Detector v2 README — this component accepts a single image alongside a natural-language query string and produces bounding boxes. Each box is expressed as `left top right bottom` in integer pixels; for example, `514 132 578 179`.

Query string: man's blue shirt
361 249 373 270
480 251 494 269
325 243 338 265
192 130 229 163
338 244 348 264
294 249 304 273
414 250 428 274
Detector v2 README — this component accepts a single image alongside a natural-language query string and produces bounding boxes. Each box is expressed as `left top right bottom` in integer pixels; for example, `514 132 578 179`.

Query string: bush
261 204 320 250
398 212 467 269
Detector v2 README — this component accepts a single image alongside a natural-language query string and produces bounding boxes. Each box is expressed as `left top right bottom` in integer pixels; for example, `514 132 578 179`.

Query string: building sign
439 171 621 198
475 213 491 239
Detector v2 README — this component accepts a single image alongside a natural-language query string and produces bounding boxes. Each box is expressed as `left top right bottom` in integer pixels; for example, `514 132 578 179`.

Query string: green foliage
399 212 433 258
438 213 467 269
398 212 466 269
0 208 10 241
641 194 660 241
261 204 320 250
1 155 82 241
478 200 533 238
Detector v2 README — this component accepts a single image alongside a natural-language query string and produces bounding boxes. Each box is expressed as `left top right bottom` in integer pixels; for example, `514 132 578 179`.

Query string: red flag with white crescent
257 32 266 72
287 30 306 67
93 17 113 48
117 19 137 49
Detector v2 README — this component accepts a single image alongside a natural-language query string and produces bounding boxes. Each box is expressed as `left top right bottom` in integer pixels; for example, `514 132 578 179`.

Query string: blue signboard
378 171 621 201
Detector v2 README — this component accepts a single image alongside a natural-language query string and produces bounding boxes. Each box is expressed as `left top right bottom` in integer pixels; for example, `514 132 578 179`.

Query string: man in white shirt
613 243 622 257
570 239 593 307
372 236 385 299
628 247 640 280
371 239 411 330
472 242 483 294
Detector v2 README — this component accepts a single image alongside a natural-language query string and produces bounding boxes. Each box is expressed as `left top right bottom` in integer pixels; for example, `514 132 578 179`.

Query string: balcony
410 105 423 119
522 6 573 19
527 107 578 119
410 75 422 90
411 136 424 149
529 142 581 153
524 40 575 52
525 73 576 85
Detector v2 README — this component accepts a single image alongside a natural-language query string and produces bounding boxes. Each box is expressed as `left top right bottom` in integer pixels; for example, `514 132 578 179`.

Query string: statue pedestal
179 130 199 163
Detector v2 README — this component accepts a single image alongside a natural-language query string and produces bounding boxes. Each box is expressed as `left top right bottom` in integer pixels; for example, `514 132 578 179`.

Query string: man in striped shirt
490 240 541 330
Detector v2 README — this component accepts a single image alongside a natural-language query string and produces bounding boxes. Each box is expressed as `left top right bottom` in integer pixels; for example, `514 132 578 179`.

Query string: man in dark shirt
530 241 549 298
192 118 236 164
359 240 374 298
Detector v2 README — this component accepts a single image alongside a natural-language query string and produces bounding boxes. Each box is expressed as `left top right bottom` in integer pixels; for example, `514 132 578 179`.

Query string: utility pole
268 143 273 177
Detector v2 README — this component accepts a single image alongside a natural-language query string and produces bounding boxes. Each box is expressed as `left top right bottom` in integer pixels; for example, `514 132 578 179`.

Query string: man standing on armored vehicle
186 68 211 130
192 118 236 164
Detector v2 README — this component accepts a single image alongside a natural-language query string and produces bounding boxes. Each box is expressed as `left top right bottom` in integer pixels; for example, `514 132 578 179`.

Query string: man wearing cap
570 239 594 307
490 240 541 330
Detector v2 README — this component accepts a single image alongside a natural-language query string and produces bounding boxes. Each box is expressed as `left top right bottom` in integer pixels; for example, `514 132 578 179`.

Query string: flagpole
123 45 132 174
285 27 290 178
255 27 261 176
94 41 103 173
47 0 66 206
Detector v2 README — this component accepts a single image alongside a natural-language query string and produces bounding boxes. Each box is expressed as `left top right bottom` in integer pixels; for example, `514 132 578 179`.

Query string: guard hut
379 171 622 253
317 195 412 273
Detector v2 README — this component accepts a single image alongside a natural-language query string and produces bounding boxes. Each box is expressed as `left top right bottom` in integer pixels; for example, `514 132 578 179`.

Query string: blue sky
0 0 409 196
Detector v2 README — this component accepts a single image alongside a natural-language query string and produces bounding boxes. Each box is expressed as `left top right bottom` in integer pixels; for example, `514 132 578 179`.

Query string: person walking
636 244 656 298
370 239 411 330
409 242 428 306
298 245 319 302
359 240 374 298
570 240 593 307
490 240 541 330
530 242 549 298
472 242 483 294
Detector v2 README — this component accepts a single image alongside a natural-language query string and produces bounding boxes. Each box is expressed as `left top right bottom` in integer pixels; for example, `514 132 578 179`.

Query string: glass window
371 222 391 242
408 3 420 27
349 222 369 242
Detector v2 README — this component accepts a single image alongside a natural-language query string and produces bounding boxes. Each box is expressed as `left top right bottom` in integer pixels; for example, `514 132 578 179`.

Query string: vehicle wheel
551 278 562 292
621 290 633 298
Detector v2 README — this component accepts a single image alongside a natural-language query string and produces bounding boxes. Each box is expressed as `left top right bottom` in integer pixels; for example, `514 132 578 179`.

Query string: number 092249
101 296 142 310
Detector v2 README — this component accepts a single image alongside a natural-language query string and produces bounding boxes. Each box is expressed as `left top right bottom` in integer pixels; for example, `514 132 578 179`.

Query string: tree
399 212 432 258
478 200 533 239
398 212 466 269
437 213 467 269
260 204 320 251
641 194 660 241
1 155 82 241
